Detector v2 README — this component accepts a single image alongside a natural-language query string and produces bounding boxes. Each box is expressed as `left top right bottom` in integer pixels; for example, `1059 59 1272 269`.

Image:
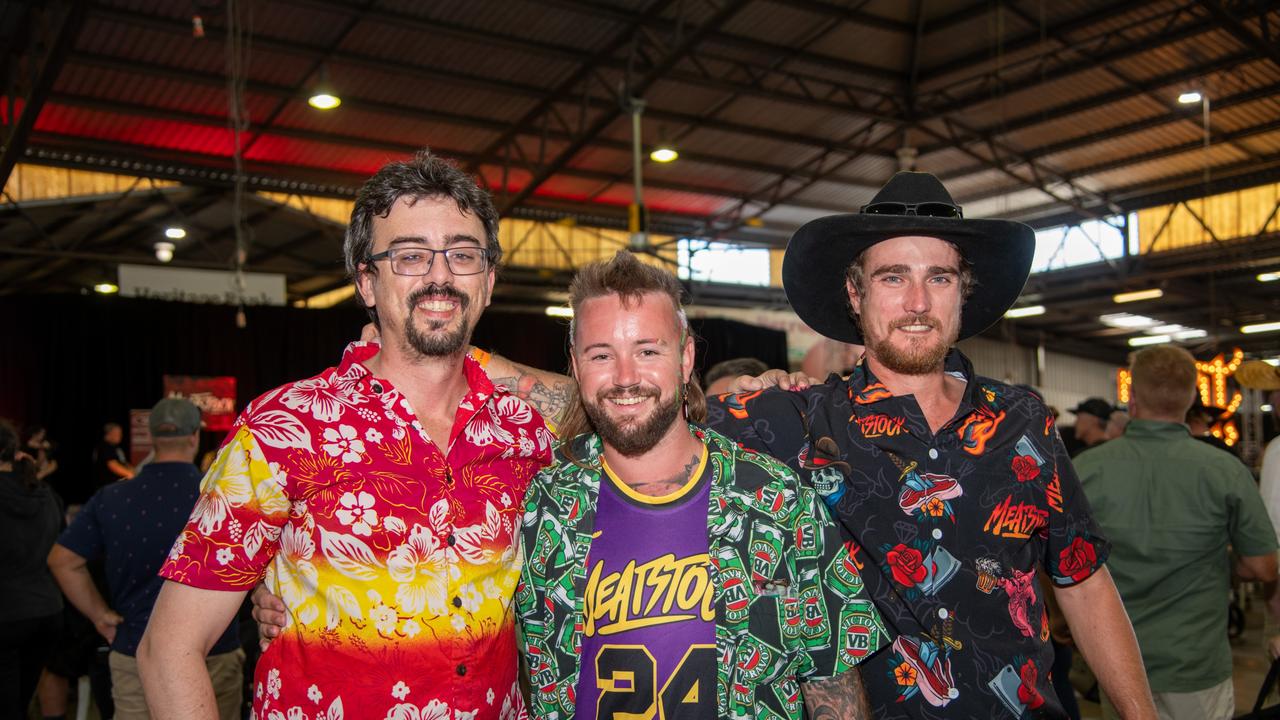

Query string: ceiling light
308 65 341 110
1262 404 1274 413
94 283 118 294
1172 329 1207 340
165 226 187 239
1099 312 1159 329
1258 271 1280 282
1267 358 1280 367
545 305 574 318
650 146 678 163
1004 305 1046 319
1241 321 1280 334
154 241 175 263
1178 91 1203 104
1129 335 1171 347
1113 288 1163 304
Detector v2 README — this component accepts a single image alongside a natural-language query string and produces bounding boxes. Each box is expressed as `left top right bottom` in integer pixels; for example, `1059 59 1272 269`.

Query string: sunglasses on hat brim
858 201 964 219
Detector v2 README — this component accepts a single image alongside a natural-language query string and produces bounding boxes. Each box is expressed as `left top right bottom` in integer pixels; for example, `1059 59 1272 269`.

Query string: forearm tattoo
802 669 871 720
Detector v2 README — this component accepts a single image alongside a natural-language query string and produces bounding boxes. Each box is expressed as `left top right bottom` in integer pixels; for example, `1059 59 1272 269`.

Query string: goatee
403 284 472 358
864 313 957 375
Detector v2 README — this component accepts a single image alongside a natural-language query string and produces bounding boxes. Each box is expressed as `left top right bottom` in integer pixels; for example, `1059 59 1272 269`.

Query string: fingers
725 374 765 393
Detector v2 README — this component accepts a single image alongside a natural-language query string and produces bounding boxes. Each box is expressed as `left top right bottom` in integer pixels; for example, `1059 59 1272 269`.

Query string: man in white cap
709 172 1157 719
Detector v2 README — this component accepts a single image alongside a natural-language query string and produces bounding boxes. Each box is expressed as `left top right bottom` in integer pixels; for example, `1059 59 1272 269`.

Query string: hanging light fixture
649 125 678 163
308 65 341 110
154 241 175 263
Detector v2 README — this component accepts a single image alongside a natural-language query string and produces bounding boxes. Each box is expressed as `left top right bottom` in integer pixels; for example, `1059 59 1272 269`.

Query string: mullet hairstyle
557 250 707 459
344 148 502 327
1129 345 1198 418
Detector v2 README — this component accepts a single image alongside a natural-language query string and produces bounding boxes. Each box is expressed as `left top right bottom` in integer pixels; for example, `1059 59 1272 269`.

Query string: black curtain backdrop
0 294 785 489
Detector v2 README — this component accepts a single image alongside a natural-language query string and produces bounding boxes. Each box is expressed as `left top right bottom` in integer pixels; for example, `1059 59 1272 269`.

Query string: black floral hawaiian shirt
707 350 1109 720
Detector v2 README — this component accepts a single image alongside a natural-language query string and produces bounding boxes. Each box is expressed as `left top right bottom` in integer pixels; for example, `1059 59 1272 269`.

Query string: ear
569 347 580 380
356 265 377 311
681 332 696 384
846 277 862 316
482 267 496 308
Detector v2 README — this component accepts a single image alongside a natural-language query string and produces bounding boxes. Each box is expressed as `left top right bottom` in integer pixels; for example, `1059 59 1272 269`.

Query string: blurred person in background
702 356 769 396
1068 398 1114 456
50 398 242 720
91 422 133 493
1105 409 1130 440
0 417 65 716
1077 347 1277 720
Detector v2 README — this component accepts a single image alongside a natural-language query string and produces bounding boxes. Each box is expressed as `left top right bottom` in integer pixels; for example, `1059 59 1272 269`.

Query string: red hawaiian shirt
160 342 553 720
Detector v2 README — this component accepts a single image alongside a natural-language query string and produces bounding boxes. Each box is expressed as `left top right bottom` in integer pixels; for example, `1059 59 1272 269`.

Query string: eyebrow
387 234 483 247
869 263 958 277
580 338 668 353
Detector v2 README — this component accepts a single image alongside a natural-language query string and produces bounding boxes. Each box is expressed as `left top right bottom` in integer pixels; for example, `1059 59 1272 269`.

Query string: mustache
892 314 938 330
597 387 659 402
407 284 468 311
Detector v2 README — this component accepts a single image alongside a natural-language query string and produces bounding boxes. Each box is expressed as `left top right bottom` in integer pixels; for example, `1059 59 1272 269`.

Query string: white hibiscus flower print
322 425 366 463
216 547 234 565
276 524 319 609
401 619 421 638
366 427 384 444
335 491 378 536
371 603 398 636
282 378 352 423
267 667 282 699
308 685 322 703
391 681 410 701
387 524 448 615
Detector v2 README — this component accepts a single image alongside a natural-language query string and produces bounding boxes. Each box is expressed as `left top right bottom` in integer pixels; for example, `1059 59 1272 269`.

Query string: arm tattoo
802 669 871 720
490 363 575 426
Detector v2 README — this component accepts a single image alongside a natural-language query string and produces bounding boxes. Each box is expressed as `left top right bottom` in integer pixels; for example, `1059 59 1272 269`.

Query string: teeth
610 397 646 405
419 300 455 311
899 325 931 331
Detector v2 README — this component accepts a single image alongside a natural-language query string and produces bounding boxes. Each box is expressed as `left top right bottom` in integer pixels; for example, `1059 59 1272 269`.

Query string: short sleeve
159 425 291 590
1044 429 1111 587
57 490 105 561
792 475 889 680
1226 462 1280 557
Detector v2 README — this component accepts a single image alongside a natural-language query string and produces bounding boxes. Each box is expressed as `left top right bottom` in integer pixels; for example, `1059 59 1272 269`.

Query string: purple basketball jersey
576 449 718 720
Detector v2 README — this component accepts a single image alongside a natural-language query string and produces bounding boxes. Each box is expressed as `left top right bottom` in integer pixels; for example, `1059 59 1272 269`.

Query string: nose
903 278 931 314
613 353 640 388
423 250 455 285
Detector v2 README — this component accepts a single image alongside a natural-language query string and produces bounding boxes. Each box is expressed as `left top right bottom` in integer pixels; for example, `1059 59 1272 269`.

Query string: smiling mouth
609 396 649 406
896 324 935 333
417 298 457 312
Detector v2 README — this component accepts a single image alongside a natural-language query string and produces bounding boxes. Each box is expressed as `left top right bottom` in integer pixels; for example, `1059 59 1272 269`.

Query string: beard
402 284 472 358
863 312 958 375
581 384 683 457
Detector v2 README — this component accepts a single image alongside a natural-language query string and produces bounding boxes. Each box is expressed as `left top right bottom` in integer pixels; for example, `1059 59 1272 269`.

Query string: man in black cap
49 398 243 720
708 172 1156 719
1069 398 1115 456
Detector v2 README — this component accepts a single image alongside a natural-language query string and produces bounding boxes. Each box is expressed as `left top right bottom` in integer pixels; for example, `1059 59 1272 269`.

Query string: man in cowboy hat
708 171 1157 719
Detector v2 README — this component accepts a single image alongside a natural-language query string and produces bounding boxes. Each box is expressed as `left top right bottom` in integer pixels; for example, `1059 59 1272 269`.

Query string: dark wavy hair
344 149 502 326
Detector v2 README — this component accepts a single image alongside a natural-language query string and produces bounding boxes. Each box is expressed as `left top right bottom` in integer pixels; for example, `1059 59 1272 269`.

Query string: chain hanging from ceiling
224 0 253 327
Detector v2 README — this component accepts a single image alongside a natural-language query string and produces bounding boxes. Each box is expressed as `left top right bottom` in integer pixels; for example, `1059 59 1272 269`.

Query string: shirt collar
1123 418 1191 438
335 340 495 403
846 348 980 412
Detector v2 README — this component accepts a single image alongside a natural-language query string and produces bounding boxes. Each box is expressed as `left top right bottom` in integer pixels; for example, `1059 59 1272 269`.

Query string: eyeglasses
365 246 489 276
859 201 963 219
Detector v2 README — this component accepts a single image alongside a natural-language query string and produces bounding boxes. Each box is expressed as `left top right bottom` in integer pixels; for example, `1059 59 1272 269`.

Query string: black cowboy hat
782 171 1036 344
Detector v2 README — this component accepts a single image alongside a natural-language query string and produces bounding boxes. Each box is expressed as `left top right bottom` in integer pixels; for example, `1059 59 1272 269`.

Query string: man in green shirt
1076 346 1277 720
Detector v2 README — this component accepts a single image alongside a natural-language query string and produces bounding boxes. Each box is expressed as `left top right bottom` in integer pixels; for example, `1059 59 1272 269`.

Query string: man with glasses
138 150 554 720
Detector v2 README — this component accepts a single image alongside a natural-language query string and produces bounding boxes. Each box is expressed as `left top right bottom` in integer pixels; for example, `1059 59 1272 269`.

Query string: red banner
162 375 237 432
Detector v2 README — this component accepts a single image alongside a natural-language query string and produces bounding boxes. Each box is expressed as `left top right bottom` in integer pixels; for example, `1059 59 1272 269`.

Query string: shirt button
456 664 467 676
371 382 383 394
452 596 462 608
447 533 456 546
928 448 939 460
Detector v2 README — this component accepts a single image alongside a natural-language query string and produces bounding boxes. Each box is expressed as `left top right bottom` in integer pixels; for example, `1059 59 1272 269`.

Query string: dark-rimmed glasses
365 246 489 276
859 201 963 219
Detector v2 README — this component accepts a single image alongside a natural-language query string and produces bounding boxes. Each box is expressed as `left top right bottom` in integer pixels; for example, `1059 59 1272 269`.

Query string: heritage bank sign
118 264 286 306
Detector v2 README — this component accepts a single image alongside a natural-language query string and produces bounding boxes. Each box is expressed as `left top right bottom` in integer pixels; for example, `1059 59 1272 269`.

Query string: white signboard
118 264 287 306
